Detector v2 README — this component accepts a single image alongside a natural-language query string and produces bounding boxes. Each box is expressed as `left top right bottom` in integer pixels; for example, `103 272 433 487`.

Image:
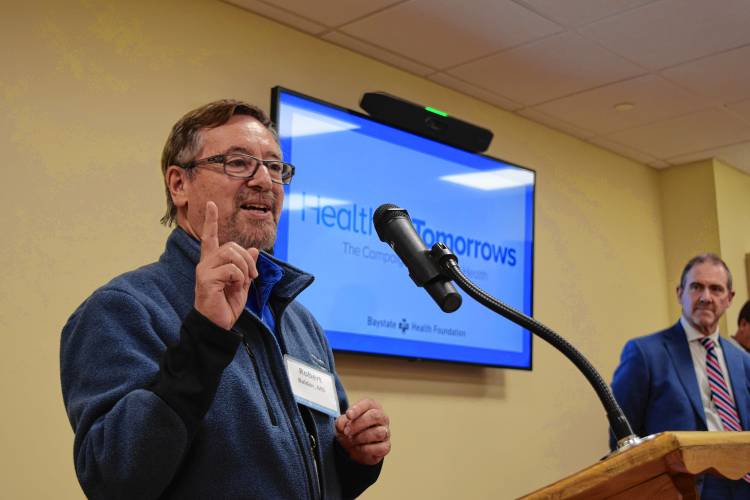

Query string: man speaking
60 100 391 499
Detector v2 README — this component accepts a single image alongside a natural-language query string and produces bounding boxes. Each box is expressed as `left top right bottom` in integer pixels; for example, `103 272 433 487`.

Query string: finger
232 245 259 281
348 425 390 446
200 201 219 255
226 244 258 284
216 245 251 280
350 441 391 465
335 414 349 434
245 247 260 279
203 242 259 277
346 408 389 436
345 398 381 421
205 263 246 286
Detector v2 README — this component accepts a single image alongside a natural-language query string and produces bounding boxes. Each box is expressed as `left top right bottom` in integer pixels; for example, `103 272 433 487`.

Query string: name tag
284 355 340 417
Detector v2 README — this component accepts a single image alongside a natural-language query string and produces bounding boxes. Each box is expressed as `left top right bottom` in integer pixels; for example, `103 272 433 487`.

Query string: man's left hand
335 398 391 465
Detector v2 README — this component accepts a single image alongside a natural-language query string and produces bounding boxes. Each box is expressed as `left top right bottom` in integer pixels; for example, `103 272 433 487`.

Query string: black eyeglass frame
183 153 295 185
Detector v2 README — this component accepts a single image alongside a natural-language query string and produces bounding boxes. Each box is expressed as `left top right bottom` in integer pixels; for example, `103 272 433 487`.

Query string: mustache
694 304 715 310
234 187 277 209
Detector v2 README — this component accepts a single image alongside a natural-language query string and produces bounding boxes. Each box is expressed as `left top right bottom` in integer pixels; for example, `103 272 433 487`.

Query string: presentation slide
273 89 535 368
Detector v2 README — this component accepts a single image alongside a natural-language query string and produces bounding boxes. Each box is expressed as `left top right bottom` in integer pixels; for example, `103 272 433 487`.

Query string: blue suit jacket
611 322 750 499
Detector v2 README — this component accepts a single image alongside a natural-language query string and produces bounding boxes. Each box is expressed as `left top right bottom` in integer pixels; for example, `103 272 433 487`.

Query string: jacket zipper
242 296 321 499
307 415 325 500
265 323 322 500
242 341 279 426
309 432 321 498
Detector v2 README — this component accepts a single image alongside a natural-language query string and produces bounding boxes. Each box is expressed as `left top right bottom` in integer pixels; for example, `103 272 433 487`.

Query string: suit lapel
663 322 706 426
720 337 750 430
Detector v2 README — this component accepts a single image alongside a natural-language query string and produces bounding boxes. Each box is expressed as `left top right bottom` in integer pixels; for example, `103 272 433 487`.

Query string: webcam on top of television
360 92 493 153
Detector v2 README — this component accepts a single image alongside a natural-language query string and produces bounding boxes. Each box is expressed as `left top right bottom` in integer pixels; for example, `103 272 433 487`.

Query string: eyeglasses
184 153 295 185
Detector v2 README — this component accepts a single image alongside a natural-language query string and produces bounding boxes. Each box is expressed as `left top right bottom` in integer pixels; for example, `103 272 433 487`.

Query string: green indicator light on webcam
425 106 448 117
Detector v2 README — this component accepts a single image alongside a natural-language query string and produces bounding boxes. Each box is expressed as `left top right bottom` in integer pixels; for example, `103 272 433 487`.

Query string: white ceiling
224 0 750 173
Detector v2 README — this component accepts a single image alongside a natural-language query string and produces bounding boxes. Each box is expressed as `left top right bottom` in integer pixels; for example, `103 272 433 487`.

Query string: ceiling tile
224 0 750 170
516 108 596 139
322 31 435 76
339 0 561 69
726 98 750 122
661 45 750 104
667 140 750 174
428 73 523 111
585 135 660 164
579 0 750 70
246 0 404 27
448 31 644 106
531 74 710 135
605 107 750 158
222 0 328 34
516 0 657 27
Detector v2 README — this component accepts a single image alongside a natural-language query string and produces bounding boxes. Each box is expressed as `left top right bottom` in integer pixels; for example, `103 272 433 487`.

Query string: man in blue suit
611 253 750 499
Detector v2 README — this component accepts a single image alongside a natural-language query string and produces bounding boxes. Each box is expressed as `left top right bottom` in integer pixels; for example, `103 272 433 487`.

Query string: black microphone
373 204 461 313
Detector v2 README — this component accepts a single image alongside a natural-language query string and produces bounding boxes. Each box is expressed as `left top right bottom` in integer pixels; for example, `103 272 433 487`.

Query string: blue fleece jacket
60 228 381 499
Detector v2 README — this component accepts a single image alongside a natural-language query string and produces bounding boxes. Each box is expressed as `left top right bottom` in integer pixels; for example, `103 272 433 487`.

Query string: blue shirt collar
247 252 284 316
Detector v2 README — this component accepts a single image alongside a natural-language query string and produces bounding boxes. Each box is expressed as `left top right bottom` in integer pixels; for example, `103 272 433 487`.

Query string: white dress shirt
680 316 736 432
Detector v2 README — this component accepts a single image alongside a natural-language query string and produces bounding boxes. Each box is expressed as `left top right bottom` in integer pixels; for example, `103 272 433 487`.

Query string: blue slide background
274 90 534 368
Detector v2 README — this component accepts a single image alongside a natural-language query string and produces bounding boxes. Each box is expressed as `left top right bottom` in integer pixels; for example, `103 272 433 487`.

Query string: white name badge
284 355 340 417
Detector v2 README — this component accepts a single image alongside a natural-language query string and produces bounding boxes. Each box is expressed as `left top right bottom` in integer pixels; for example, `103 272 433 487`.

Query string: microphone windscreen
373 203 404 227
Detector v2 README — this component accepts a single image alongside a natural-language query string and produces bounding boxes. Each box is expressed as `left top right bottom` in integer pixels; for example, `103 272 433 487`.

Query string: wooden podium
520 432 750 499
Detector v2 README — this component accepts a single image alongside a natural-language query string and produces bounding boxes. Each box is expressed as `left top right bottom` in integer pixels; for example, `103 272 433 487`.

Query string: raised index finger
201 201 219 255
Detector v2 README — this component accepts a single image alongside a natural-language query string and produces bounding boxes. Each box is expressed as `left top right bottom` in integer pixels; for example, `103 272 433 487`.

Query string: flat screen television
271 87 535 369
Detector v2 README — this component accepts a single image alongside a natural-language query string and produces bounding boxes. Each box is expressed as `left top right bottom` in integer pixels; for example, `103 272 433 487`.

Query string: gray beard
224 214 277 252
225 186 279 251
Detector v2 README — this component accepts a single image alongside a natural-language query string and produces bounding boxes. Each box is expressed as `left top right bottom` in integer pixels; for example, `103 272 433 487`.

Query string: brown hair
739 300 750 326
678 253 733 291
160 99 277 226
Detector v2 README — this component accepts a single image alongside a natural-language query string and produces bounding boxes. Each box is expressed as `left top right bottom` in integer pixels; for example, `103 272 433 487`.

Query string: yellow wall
1 0 746 498
659 159 750 332
659 160 722 321
715 159 750 322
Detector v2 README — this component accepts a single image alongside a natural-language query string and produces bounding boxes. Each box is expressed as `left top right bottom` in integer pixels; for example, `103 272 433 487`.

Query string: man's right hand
194 201 259 330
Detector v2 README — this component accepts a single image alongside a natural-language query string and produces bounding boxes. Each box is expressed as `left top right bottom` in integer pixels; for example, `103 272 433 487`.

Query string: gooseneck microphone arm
373 203 638 449
428 243 639 449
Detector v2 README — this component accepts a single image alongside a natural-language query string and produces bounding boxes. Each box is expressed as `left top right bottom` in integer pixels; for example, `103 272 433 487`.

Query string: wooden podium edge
519 431 750 499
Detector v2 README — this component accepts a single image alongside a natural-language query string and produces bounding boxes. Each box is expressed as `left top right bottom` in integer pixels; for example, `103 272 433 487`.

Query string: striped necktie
700 337 750 483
